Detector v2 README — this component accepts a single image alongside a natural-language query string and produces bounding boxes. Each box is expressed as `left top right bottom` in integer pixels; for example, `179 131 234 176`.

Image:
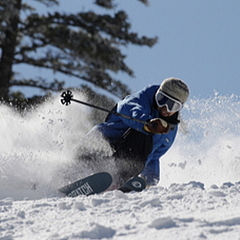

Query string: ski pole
60 90 149 125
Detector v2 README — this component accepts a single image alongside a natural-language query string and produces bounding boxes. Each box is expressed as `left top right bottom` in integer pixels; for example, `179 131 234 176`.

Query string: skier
84 77 189 188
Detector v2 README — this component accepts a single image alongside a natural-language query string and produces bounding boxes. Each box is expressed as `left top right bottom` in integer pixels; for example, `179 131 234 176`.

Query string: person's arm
117 92 153 133
140 147 168 187
116 86 169 134
140 126 178 187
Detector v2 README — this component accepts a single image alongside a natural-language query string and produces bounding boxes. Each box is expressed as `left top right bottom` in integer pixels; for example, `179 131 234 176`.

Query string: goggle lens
155 91 182 112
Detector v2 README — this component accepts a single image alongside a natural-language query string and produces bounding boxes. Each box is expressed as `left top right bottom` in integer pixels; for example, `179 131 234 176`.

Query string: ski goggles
155 91 183 112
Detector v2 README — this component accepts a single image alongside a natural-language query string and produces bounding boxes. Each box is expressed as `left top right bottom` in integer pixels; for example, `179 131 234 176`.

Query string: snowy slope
1 92 240 239
2 183 240 239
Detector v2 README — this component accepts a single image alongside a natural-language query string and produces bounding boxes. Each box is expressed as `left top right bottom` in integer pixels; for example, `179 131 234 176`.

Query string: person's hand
144 118 170 134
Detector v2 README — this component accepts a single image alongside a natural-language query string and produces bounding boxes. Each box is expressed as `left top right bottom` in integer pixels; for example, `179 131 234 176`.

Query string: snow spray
161 93 240 188
0 92 240 199
0 92 104 199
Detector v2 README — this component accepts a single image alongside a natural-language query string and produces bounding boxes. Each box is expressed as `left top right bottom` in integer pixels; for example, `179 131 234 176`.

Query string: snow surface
1 92 240 239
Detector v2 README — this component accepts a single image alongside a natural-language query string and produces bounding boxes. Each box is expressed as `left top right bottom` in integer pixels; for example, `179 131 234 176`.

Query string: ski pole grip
148 121 158 130
148 118 168 129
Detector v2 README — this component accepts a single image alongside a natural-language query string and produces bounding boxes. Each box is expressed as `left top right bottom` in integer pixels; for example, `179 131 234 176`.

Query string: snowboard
119 176 146 193
58 172 112 197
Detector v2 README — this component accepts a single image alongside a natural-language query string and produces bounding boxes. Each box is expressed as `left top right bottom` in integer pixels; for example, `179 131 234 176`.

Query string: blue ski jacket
91 85 178 185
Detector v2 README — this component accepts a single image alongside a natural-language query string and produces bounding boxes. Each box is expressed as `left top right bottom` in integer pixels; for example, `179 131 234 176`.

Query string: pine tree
0 0 157 102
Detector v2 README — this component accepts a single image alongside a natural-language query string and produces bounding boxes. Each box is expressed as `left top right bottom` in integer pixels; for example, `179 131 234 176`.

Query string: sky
19 0 240 99
121 0 240 99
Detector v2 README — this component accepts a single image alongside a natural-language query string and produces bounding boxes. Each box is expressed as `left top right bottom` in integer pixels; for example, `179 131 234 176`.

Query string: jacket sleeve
116 86 156 133
140 147 168 186
140 127 178 186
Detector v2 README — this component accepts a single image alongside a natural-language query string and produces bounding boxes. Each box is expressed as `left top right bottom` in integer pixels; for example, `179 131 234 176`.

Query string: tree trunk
0 0 21 101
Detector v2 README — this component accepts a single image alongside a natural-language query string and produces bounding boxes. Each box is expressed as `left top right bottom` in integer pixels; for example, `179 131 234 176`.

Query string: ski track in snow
1 93 240 239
